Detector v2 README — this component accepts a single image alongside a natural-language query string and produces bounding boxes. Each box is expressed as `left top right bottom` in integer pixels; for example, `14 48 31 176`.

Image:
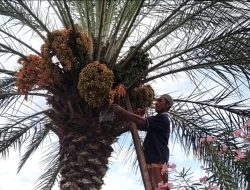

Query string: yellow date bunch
131 84 155 109
16 54 56 96
78 61 114 108
49 28 90 70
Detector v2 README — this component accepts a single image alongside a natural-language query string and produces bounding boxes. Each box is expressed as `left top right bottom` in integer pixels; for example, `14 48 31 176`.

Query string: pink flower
207 135 218 143
200 136 217 144
233 129 242 137
207 136 217 143
218 144 228 155
244 120 250 128
241 131 249 138
222 144 228 151
195 147 201 156
158 181 173 189
206 135 214 142
161 163 176 174
199 176 208 184
161 163 168 174
208 185 219 190
200 138 206 144
234 149 246 161
168 163 176 170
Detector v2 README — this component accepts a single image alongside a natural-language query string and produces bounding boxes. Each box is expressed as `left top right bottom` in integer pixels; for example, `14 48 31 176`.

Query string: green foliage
114 47 152 87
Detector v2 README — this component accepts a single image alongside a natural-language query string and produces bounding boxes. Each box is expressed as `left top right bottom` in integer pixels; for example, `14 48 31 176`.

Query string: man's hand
111 104 124 115
111 104 146 126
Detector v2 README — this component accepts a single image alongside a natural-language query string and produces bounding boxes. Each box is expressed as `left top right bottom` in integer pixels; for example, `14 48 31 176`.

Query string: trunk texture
47 94 129 189
59 124 116 190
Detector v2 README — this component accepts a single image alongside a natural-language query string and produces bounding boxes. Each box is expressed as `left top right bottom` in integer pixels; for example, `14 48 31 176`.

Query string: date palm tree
0 0 250 189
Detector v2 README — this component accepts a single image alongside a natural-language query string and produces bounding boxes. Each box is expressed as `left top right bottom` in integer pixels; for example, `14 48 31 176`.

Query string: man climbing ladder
112 94 173 190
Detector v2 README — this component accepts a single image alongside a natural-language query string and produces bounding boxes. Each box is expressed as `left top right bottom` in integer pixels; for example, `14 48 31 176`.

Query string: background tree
0 0 250 189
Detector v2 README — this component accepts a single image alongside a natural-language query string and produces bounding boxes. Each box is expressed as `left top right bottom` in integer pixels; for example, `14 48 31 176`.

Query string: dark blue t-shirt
142 113 170 164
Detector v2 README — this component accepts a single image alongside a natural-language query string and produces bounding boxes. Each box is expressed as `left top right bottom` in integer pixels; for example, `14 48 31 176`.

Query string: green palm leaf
35 139 60 190
17 126 50 173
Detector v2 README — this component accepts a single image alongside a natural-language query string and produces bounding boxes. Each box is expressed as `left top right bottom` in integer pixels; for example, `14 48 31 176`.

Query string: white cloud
0 149 57 190
0 135 61 190
102 144 144 190
102 163 143 190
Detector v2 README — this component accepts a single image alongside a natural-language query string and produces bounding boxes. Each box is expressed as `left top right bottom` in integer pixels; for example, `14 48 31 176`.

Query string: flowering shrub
158 162 175 189
158 162 220 190
191 120 250 189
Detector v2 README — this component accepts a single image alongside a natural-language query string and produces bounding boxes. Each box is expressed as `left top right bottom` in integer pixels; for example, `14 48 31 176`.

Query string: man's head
155 94 173 113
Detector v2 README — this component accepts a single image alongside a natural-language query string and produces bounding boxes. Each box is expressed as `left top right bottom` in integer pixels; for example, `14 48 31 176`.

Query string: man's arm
111 104 146 126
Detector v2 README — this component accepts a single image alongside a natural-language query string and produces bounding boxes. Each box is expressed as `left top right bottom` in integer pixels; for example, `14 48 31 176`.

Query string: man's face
155 97 168 113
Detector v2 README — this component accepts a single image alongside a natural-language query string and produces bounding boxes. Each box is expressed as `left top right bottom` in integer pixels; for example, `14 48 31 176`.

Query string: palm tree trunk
59 127 115 190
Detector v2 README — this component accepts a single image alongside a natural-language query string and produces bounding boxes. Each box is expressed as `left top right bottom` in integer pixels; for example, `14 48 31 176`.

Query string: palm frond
121 1 250 92
0 28 40 55
48 0 70 28
170 83 250 188
107 0 144 66
0 77 15 88
141 26 250 92
0 42 26 58
35 138 60 190
0 0 47 39
0 69 16 76
0 111 47 158
17 126 50 173
0 76 17 110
